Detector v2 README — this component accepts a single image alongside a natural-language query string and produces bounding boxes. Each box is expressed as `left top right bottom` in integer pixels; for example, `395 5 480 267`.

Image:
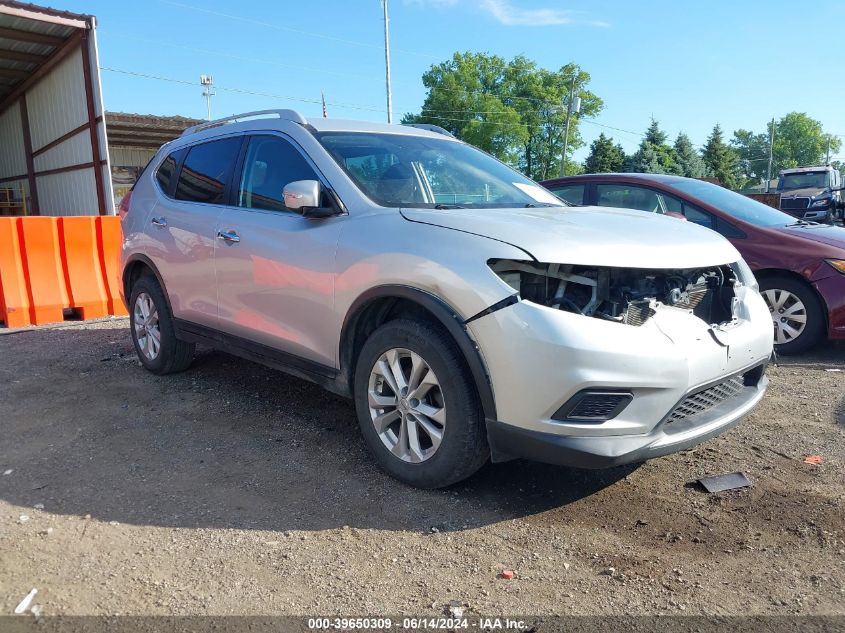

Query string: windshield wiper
433 203 464 209
785 220 814 227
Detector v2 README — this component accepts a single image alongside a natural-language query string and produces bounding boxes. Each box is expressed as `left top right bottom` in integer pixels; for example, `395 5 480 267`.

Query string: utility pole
200 75 215 121
826 135 832 164
382 0 393 124
559 75 579 177
766 117 775 192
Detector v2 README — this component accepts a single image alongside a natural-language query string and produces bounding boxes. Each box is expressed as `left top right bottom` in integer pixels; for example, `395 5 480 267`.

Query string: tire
353 319 488 488
759 275 825 355
129 275 195 374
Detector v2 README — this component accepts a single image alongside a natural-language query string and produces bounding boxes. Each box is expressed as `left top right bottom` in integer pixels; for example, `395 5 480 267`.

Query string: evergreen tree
702 124 739 190
626 118 676 174
584 133 626 173
626 143 662 173
672 132 706 178
644 118 668 146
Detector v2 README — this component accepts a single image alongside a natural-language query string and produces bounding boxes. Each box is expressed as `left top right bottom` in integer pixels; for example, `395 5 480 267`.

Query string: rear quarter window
155 152 179 196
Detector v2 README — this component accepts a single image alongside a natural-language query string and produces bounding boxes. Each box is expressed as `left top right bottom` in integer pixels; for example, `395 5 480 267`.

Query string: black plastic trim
552 390 633 423
122 254 171 314
172 318 343 394
464 294 519 324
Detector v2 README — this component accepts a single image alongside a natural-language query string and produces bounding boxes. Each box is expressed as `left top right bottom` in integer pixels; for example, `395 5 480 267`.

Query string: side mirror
283 180 338 218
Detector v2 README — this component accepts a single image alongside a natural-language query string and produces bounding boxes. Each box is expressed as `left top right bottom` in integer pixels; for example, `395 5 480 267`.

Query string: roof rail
181 109 308 137
401 123 455 138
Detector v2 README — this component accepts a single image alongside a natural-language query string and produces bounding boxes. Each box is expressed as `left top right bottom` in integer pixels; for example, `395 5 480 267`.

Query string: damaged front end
488 259 749 328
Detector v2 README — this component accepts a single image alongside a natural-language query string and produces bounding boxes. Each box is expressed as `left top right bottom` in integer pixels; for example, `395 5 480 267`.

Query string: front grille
666 375 746 425
780 196 810 211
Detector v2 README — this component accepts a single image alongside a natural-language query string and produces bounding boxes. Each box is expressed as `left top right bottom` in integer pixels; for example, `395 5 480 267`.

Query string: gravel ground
0 317 843 617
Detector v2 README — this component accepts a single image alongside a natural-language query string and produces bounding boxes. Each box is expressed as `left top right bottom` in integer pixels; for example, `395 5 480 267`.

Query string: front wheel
353 319 489 488
759 275 825 355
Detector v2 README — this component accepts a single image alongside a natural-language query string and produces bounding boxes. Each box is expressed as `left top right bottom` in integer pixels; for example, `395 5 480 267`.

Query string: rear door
145 136 243 328
214 133 344 368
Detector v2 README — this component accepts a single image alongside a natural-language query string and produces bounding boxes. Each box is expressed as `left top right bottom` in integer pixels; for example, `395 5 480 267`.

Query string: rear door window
546 184 585 205
175 137 242 205
596 184 661 213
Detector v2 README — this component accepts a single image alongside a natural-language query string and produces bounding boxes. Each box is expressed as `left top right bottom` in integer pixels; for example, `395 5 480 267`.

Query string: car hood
400 205 741 268
779 187 828 198
780 223 845 251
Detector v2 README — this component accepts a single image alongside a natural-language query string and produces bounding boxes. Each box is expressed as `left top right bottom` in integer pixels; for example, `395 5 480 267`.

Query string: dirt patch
0 318 843 616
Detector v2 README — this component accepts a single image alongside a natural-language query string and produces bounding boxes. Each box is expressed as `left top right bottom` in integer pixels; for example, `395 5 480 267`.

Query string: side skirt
172 319 350 397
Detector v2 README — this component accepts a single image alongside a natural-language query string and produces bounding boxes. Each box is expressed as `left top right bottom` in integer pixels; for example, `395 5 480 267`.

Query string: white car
119 110 773 488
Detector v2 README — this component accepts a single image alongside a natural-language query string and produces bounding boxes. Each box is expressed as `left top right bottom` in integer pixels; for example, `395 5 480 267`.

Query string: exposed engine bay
489 260 740 327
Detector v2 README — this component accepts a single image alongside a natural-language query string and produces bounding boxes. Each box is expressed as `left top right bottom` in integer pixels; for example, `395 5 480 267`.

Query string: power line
99 31 388 84
99 67 387 113
159 0 441 60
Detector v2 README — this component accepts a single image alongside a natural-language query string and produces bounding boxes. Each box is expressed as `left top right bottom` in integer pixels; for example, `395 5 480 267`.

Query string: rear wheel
129 275 195 374
353 319 488 488
759 275 825 355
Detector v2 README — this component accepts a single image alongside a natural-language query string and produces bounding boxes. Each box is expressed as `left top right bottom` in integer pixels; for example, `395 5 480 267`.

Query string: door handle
151 216 167 228
216 230 240 243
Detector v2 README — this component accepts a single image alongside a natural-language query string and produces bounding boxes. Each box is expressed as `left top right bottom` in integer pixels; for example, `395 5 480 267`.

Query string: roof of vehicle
779 165 833 174
179 109 458 142
543 173 694 185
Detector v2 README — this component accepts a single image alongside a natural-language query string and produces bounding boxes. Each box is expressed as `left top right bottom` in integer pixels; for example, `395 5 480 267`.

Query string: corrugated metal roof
0 2 87 103
0 2 92 23
105 112 203 149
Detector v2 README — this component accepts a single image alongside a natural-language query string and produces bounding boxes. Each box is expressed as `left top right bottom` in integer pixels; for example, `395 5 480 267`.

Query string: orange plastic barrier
0 218 31 328
96 216 128 316
19 217 68 325
0 215 126 328
59 217 109 320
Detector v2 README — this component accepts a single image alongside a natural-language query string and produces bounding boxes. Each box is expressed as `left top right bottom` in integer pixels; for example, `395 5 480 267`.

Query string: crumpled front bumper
468 285 773 467
486 365 768 468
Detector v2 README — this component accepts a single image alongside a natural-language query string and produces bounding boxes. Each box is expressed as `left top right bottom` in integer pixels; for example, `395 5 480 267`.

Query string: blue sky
66 0 845 162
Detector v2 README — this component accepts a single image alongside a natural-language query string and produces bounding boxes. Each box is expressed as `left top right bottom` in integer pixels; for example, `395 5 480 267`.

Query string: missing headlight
489 260 739 327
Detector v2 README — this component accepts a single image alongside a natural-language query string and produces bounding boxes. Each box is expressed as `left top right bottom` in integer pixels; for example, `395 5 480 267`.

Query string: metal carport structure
0 1 112 216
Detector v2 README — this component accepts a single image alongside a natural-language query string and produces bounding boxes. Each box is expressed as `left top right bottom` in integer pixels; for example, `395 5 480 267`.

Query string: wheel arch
339 285 497 421
755 268 829 341
123 255 173 316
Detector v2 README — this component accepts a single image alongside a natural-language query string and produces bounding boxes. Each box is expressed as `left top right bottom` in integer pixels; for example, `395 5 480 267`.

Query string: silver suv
120 110 773 488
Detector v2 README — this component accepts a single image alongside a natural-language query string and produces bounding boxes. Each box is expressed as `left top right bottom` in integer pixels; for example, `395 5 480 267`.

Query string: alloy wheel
367 348 446 463
133 292 161 361
762 288 807 345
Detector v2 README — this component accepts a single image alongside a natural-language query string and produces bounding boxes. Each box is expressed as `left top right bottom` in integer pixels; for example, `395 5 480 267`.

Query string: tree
672 132 706 178
626 118 676 174
702 124 739 190
732 113 841 186
584 133 625 173
402 52 603 179
644 118 668 146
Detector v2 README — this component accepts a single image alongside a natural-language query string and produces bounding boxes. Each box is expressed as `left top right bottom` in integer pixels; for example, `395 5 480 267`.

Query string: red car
541 174 845 354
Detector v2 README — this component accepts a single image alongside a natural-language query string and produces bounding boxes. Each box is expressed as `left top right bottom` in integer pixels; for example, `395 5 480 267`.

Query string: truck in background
777 165 843 224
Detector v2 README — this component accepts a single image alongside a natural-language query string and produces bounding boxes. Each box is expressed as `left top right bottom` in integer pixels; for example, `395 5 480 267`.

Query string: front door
215 133 344 368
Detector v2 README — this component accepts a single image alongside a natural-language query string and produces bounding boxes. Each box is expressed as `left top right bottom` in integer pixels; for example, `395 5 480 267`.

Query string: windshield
669 178 801 227
315 132 564 208
779 172 828 190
